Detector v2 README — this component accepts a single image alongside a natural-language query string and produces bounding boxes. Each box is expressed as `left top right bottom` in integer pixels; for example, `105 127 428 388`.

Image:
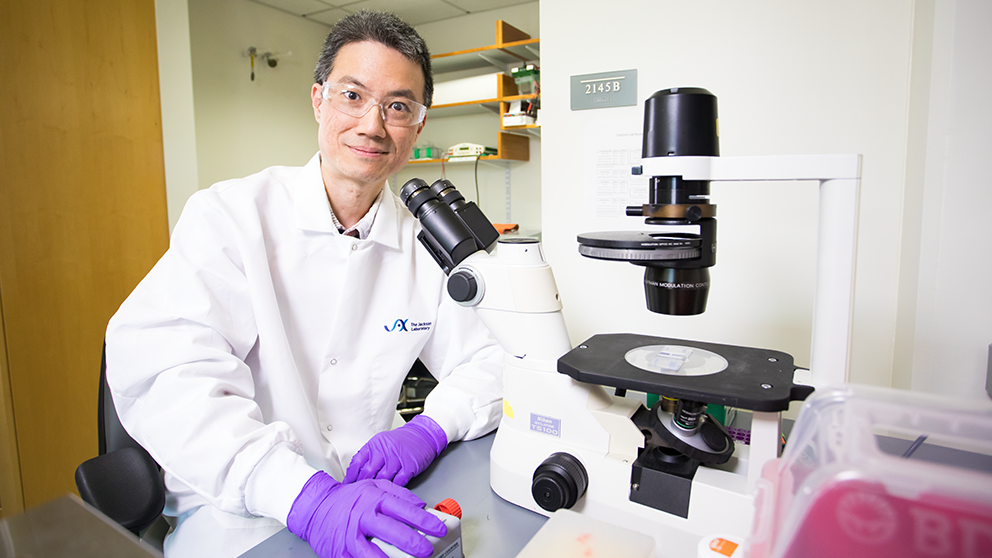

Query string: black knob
447 270 478 303
531 453 588 512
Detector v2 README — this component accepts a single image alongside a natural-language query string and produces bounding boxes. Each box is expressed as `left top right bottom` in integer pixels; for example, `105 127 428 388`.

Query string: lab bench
239 430 546 558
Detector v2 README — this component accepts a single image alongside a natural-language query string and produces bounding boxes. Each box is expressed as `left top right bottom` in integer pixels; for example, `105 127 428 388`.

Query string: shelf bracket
477 52 506 72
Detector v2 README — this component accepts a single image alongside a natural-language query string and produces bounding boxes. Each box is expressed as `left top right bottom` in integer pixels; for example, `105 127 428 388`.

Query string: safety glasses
321 82 427 127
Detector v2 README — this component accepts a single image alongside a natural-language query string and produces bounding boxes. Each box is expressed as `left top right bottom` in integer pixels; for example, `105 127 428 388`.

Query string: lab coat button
326 424 333 431
330 359 337 365
351 244 358 251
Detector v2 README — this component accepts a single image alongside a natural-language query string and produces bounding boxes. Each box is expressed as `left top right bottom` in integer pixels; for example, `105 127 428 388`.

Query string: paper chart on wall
584 119 649 223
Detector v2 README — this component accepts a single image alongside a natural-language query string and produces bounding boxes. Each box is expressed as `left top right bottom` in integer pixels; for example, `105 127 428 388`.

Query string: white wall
901 0 992 399
155 0 199 231
187 0 328 193
540 0 916 390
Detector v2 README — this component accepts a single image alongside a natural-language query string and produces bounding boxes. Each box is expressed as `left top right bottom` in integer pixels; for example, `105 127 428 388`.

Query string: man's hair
314 10 434 109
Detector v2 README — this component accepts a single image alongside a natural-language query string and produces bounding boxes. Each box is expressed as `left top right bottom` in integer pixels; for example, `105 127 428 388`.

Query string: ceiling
246 0 537 27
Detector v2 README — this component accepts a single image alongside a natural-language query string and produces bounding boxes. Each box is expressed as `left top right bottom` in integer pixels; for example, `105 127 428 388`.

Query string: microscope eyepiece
400 178 440 217
400 178 500 274
400 178 478 273
430 178 465 207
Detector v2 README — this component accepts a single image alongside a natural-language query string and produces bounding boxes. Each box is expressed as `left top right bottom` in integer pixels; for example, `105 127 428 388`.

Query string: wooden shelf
416 21 537 166
407 155 502 165
501 93 539 103
431 21 539 74
408 132 529 164
502 124 540 133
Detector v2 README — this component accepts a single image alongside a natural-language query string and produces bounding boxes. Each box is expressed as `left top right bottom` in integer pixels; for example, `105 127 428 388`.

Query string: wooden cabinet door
0 0 169 513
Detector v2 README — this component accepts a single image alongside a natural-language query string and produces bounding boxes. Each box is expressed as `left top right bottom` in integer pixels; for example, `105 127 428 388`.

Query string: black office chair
74 343 166 537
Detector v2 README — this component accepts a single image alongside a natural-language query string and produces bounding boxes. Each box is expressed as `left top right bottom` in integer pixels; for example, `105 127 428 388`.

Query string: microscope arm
447 244 572 363
639 154 862 388
449 241 645 466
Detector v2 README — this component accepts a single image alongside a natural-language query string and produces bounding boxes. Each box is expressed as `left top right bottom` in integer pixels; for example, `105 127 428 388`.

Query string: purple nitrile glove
344 414 448 486
287 471 446 558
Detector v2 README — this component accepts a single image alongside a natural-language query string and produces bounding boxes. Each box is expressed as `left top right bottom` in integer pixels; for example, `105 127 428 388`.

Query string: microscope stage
558 333 813 412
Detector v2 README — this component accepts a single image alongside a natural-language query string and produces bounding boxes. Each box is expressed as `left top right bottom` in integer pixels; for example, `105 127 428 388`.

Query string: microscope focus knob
531 452 588 512
447 270 479 304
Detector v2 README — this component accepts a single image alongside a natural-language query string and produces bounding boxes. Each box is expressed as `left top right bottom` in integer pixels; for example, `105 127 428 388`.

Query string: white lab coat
105 153 503 556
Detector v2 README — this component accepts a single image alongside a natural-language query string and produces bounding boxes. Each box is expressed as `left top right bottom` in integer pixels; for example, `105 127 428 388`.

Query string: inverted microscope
400 87 861 557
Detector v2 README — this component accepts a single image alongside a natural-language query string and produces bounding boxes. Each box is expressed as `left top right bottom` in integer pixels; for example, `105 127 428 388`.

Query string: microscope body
400 87 861 558
447 236 759 557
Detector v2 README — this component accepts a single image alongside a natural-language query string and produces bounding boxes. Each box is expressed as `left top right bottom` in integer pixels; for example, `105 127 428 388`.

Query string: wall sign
570 69 638 111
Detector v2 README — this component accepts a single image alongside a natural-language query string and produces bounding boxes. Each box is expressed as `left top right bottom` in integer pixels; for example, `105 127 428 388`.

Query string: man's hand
345 415 448 486
287 471 446 558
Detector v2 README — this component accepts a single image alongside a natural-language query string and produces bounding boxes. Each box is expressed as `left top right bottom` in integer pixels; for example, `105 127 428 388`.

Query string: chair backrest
98 342 146 455
75 342 165 536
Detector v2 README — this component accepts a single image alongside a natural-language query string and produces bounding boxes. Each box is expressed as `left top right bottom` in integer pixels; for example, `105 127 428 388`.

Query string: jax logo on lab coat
384 319 432 332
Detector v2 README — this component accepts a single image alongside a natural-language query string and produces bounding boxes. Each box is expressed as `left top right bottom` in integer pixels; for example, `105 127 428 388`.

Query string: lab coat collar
367 183 401 251
294 153 336 233
293 152 400 250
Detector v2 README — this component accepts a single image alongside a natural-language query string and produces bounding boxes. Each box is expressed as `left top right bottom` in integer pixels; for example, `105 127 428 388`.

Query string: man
106 11 503 558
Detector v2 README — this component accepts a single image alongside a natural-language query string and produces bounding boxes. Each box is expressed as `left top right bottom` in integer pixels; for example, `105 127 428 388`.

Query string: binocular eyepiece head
400 178 499 274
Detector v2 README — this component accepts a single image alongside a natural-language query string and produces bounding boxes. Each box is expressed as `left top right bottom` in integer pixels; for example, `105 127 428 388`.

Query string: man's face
311 41 426 194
